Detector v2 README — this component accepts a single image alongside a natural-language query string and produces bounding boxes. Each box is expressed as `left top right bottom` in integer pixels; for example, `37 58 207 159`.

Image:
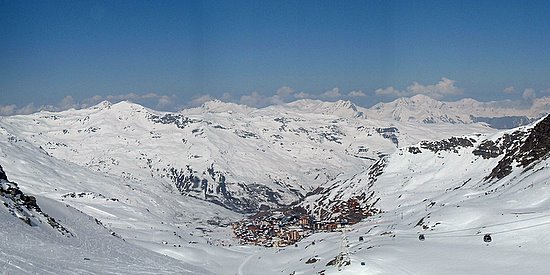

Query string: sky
1 0 550 114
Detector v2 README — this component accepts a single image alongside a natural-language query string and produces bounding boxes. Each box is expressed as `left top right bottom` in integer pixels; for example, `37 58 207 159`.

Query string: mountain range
1 95 549 274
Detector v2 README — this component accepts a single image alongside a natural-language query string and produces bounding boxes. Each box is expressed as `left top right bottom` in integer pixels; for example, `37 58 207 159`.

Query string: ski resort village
3 1 550 274
1 96 550 274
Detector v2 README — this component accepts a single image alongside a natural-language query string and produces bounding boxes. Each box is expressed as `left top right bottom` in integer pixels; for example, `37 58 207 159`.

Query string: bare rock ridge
486 114 550 180
0 165 72 236
0 165 7 181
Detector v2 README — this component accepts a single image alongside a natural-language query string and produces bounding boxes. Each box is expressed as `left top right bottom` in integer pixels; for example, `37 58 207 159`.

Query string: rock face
485 115 550 181
0 165 72 236
0 165 7 181
518 115 550 168
420 137 475 153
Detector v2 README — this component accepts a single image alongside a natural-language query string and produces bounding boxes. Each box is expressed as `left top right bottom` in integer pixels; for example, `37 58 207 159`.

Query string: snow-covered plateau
1 97 549 274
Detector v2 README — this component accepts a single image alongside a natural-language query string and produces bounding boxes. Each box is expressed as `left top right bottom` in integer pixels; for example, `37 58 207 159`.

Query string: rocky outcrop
420 137 475 153
485 115 550 181
168 164 284 214
0 165 72 236
0 165 7 181
517 115 550 168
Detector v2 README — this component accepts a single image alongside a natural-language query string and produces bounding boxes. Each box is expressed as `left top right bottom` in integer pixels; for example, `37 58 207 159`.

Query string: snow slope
0 100 493 213
1 100 549 274
294 115 550 274
0 126 243 274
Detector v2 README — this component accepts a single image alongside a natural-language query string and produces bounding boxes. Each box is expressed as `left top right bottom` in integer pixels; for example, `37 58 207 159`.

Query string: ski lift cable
394 213 550 236
490 220 550 235
392 220 550 239
355 218 550 241
362 212 550 237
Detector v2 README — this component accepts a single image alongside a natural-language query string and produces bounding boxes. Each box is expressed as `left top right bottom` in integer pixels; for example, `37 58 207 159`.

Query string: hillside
0 100 493 213
0 100 549 274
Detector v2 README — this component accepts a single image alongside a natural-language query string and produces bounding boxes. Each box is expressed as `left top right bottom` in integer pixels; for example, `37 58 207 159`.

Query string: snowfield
1 98 549 274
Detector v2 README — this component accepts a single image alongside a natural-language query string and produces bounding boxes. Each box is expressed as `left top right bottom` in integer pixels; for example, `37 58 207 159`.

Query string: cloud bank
1 77 549 115
375 77 463 99
0 93 176 116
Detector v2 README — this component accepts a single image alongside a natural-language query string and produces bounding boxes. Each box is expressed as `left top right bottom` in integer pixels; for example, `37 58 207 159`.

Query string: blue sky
1 0 550 113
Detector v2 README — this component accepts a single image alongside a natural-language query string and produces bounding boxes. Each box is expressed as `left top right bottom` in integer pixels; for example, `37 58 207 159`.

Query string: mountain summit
1 99 550 274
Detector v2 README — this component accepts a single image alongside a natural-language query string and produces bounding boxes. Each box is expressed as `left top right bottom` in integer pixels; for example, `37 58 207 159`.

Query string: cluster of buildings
232 198 377 247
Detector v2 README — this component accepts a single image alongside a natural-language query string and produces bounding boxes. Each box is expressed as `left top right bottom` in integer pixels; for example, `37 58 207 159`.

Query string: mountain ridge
1 101 550 273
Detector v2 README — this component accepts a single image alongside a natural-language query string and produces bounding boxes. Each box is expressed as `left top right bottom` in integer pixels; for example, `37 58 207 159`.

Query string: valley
1 97 549 274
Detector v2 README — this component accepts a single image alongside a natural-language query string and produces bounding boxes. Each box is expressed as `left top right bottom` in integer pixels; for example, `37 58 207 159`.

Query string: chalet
298 215 312 227
287 230 300 242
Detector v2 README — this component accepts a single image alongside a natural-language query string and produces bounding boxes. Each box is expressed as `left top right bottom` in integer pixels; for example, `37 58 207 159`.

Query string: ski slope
0 99 549 274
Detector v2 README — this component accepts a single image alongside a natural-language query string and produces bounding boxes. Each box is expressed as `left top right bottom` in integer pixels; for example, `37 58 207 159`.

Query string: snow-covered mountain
0 100 492 214
369 94 550 127
1 99 550 274
303 114 550 217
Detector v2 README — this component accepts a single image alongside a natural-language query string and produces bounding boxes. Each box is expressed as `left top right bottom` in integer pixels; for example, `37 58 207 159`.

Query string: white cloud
58 96 78 110
522 88 536 102
16 103 38 115
374 77 463 99
156 95 175 109
105 93 140 102
221 92 233 102
142 92 161 99
189 94 215 107
81 95 104 107
1 92 182 116
236 86 302 107
275 86 294 98
239 92 266 107
406 77 463 99
321 88 341 98
348 90 366 97
268 86 295 105
0 103 61 116
78 92 178 110
0 104 17 116
503 86 516 94
294 92 313 99
374 86 406 97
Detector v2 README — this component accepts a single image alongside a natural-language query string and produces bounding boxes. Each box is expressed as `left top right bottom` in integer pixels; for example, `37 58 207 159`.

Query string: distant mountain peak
89 100 113 110
282 99 362 117
333 99 358 111
188 100 255 114
408 94 436 102
110 100 141 109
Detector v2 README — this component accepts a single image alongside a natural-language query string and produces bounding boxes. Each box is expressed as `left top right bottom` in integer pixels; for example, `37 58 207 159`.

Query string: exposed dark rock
306 258 318 264
234 129 259 139
420 137 475 153
472 140 502 159
147 113 199 129
517 115 550 168
485 115 550 181
0 167 72 236
168 165 282 213
0 165 7 181
408 146 422 154
377 127 399 146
